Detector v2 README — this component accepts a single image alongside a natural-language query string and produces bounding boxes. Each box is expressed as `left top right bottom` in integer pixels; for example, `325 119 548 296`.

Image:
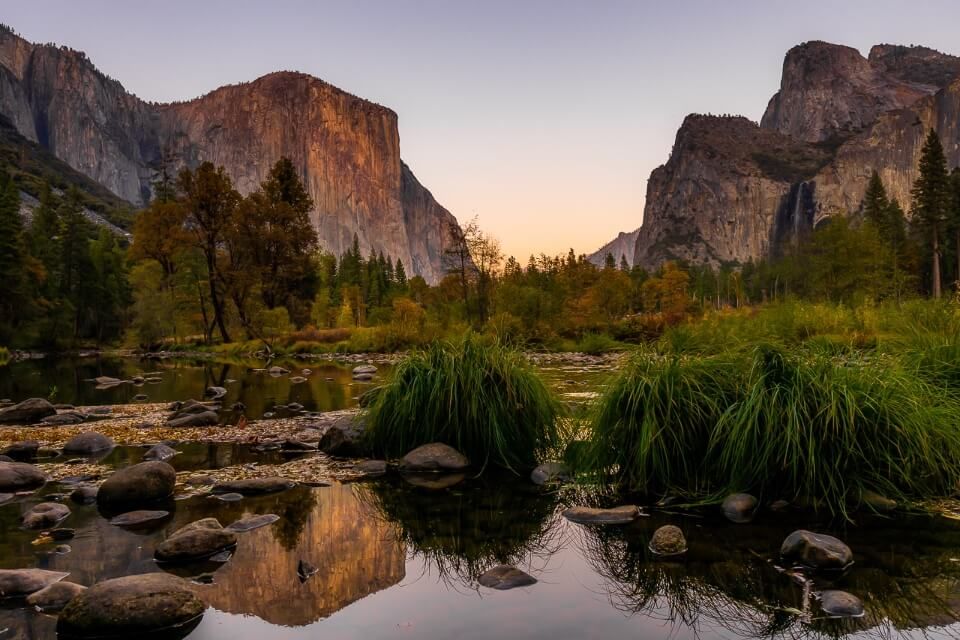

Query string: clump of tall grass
582 351 740 494
713 347 960 513
583 345 960 514
364 334 564 471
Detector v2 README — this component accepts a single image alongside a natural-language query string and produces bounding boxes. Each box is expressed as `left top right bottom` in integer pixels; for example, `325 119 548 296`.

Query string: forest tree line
1 129 959 351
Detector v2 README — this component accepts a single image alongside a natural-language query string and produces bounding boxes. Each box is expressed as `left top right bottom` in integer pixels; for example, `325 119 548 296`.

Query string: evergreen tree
950 168 960 291
862 170 889 229
603 252 616 270
619 255 630 272
57 187 96 339
394 258 408 290
911 129 950 298
0 176 26 340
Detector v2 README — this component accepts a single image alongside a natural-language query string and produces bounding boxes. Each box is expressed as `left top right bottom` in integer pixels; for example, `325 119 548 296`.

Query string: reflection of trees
358 475 562 587
574 510 960 640
272 485 318 550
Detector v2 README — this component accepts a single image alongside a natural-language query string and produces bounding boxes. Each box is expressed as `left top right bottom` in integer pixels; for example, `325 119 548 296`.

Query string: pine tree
0 176 26 339
28 182 60 290
394 258 408 290
862 171 890 229
911 129 950 298
619 255 630 272
603 252 616 270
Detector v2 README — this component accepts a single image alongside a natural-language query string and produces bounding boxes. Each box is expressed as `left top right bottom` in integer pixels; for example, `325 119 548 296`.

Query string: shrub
364 334 564 471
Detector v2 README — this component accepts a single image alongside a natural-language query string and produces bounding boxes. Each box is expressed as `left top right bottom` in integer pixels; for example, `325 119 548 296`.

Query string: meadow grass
364 334 564 471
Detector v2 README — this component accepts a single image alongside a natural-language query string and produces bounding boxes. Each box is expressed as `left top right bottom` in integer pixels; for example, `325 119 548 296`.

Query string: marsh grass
364 334 564 471
584 343 960 514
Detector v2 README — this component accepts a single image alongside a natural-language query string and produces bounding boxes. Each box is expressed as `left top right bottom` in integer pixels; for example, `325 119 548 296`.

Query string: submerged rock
97 461 176 509
213 492 244 502
820 590 865 618
166 411 219 428
0 568 69 598
70 484 99 504
63 432 115 455
23 502 71 529
563 505 641 525
399 443 470 473
155 527 237 563
225 514 280 533
143 443 177 462
356 460 388 476
860 490 897 513
649 525 688 556
781 530 853 570
170 518 223 538
0 398 56 424
42 412 87 426
57 573 204 637
211 477 295 495
0 462 47 492
3 440 40 460
530 462 572 486
352 364 378 375
401 472 465 490
205 386 227 399
26 581 87 612
478 565 537 590
109 510 171 528
722 493 759 523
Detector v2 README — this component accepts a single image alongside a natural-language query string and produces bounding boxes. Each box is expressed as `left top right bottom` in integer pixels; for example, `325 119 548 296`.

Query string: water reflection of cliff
575 510 960 639
198 484 406 626
357 476 562 587
0 484 405 632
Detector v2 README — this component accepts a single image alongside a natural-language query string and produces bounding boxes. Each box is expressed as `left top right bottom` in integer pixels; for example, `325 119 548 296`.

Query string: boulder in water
166 411 219 428
211 477 295 495
649 525 688 556
317 415 369 457
63 432 115 455
399 443 470 473
780 530 853 570
97 461 176 509
56 573 204 638
225 514 280 533
722 493 759 523
820 590 865 618
0 568 69 598
2 440 40 460
26 581 87 612
0 461 47 492
143 443 177 462
155 527 237 563
478 565 537 590
23 502 71 529
563 505 641 525
109 510 171 528
0 398 56 424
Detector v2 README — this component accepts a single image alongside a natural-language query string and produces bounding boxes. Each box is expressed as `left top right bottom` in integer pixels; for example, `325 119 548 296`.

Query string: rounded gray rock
97 461 176 509
63 432 115 455
23 502 71 529
820 590 865 618
478 565 537 590
722 493 759 523
56 573 204 637
25 581 87 612
781 530 853 570
399 443 470 472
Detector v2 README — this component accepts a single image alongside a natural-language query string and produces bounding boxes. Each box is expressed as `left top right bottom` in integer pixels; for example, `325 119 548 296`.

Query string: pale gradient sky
5 1 960 259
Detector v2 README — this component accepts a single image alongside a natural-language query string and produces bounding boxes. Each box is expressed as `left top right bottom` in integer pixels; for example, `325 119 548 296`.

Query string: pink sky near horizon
5 0 960 259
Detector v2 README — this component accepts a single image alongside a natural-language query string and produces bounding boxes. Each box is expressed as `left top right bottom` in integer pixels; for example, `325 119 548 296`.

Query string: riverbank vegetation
364 335 563 470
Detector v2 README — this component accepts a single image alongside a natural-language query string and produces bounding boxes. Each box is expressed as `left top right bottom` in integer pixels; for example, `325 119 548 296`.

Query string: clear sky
5 0 960 259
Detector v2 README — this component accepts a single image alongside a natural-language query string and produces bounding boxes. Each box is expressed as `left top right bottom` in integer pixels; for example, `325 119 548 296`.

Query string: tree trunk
932 226 942 299
206 246 232 343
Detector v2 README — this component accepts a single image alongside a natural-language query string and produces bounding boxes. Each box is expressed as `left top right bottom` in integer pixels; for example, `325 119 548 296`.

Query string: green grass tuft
364 334 564 471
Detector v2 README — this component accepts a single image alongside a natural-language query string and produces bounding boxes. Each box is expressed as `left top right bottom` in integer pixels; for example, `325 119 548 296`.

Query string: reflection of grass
357 476 562 586
574 510 960 640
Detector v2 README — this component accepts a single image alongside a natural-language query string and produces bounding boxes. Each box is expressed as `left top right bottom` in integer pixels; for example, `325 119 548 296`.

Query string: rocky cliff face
587 228 640 266
0 26 458 282
628 41 960 270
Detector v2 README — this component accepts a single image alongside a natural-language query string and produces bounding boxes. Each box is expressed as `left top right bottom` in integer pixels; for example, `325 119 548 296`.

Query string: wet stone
166 410 219 428
649 525 688 556
0 398 56 424
70 484 99 504
563 505 641 525
63 432 115 455
722 493 759 523
42 412 87 425
356 460 388 476
478 565 537 590
399 443 470 473
820 590 865 618
155 527 237 563
57 573 204 638
22 502 70 529
781 530 853 570
225 514 280 533
26 581 87 612
2 440 40 460
0 569 69 598
212 477 295 495
213 492 244 502
143 443 177 461
96 461 176 509
109 510 171 527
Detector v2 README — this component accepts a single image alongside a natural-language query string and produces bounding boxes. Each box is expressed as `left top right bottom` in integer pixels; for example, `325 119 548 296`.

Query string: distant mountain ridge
597 41 960 270
0 24 460 282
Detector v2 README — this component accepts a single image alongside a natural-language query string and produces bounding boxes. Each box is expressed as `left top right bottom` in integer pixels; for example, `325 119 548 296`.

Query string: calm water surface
1 357 959 639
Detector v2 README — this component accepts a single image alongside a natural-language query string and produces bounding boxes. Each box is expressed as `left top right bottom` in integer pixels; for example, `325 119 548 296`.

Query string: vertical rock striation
0 26 458 282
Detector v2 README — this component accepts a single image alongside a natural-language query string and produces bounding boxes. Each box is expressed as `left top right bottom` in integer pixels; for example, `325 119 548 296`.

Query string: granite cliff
625 41 960 270
0 25 458 282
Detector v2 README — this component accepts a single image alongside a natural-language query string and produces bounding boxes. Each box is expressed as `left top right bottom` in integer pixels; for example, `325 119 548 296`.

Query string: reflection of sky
8 1 960 259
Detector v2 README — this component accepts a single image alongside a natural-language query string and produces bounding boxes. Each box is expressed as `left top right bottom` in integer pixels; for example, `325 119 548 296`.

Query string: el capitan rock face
627 41 960 270
0 26 458 282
